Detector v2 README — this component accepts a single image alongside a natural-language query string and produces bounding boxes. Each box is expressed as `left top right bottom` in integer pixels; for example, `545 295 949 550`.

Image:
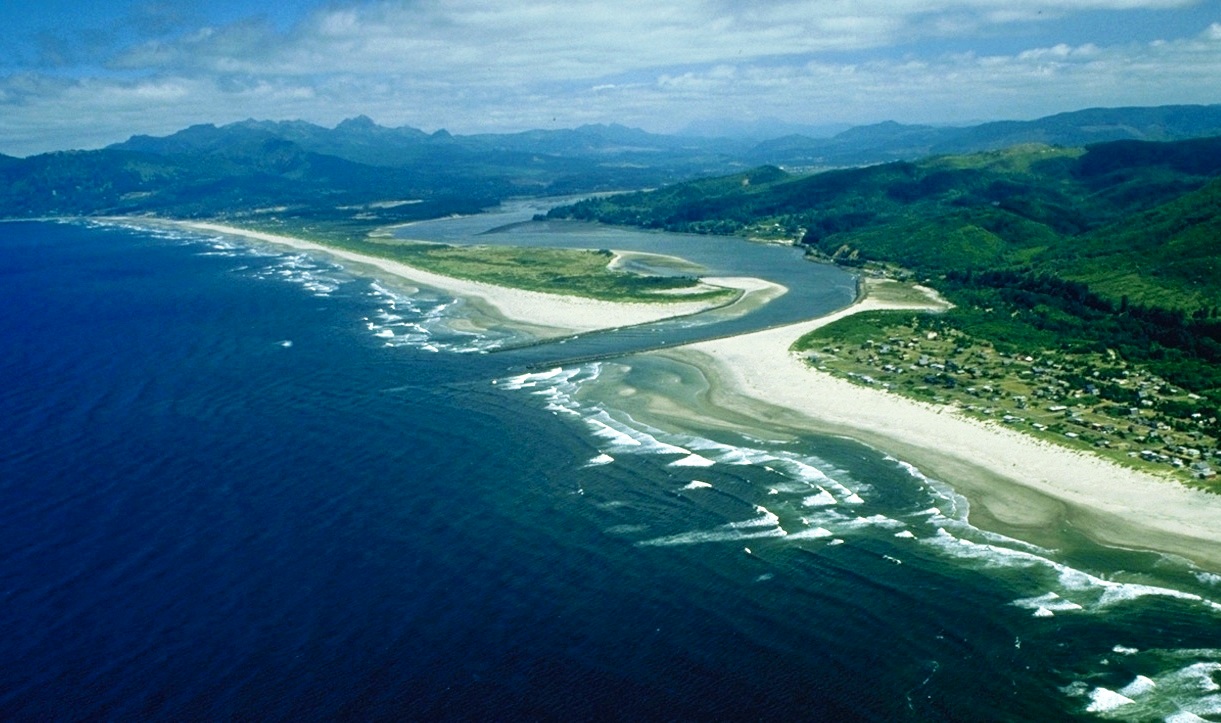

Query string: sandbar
662 280 1221 569
170 221 773 336
120 217 1221 568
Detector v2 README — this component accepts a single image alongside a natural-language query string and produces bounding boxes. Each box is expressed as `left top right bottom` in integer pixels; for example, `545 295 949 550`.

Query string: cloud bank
1 0 1218 155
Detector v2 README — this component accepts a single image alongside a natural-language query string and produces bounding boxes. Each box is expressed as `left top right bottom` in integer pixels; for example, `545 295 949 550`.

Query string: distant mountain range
550 135 1221 313
742 104 1221 167
547 132 1221 407
2 103 1220 221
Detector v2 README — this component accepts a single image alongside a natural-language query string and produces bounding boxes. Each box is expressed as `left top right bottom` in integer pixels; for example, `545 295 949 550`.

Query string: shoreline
129 219 776 338
659 281 1221 570
108 217 1221 568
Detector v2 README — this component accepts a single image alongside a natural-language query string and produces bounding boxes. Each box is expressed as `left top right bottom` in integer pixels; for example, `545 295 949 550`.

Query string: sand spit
665 281 1221 569
123 218 1221 567
174 221 768 336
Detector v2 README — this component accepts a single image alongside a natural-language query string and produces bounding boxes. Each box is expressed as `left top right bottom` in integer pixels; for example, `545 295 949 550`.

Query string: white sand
670 284 1221 567
129 218 1221 565
179 222 764 336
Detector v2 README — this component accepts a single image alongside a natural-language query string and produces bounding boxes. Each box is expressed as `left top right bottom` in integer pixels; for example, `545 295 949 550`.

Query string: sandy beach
147 219 1221 568
176 222 771 337
663 281 1221 569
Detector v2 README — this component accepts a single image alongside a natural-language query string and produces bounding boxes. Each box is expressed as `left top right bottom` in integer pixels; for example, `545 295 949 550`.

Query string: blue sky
1 0 1219 156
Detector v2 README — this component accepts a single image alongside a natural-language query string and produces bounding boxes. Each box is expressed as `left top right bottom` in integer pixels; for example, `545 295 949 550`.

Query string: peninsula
132 219 1221 569
667 282 1221 570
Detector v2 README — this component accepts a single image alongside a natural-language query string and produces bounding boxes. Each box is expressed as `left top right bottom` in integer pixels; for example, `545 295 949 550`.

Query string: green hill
550 137 1221 407
1047 180 1221 310
552 138 1221 309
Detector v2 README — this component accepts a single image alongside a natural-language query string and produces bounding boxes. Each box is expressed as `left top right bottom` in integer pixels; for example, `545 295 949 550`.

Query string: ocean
2 217 1220 721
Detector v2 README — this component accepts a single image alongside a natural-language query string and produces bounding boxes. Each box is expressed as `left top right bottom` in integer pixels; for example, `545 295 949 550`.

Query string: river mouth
33 214 1221 720
395 202 860 353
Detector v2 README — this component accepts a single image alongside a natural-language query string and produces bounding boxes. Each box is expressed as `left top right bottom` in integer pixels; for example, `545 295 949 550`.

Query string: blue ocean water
3 220 1221 721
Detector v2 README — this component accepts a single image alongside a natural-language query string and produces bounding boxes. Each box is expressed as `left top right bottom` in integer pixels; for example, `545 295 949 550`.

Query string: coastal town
800 311 1221 489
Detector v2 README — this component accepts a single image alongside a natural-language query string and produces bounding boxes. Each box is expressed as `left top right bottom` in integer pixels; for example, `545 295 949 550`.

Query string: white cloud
102 0 1203 83
0 0 1218 155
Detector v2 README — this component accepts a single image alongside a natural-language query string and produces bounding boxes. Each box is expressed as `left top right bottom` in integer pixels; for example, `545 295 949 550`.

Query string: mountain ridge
4 103 1221 227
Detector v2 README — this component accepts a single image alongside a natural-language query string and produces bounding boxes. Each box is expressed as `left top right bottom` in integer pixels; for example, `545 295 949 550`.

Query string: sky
1 0 1219 156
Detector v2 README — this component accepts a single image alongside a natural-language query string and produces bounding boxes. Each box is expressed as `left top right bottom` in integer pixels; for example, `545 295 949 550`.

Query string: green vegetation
550 140 1221 384
794 311 1221 489
0 118 744 222
549 136 1221 485
13 105 1221 223
372 243 732 303
247 220 734 304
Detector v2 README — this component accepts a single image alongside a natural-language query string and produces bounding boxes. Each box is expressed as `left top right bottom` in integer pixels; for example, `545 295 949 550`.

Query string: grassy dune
250 220 735 304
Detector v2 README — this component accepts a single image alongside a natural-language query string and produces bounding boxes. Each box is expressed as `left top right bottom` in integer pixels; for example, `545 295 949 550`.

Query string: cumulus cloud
0 0 1217 155
101 0 1204 81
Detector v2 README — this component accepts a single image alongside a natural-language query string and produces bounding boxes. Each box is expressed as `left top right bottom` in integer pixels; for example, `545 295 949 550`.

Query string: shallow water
1 217 1220 721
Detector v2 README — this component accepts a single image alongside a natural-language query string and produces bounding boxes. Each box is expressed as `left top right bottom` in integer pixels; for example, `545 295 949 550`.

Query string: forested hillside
549 137 1221 410
4 104 1221 223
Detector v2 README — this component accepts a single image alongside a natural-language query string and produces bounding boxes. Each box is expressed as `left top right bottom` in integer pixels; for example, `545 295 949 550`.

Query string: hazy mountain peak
336 115 379 132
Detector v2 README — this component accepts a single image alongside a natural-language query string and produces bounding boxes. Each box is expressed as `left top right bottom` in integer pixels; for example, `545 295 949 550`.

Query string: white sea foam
637 526 788 547
361 280 511 354
1012 592 1084 615
775 458 833 485
820 477 864 505
585 416 646 448
800 488 840 505
923 528 1050 571
1070 657 1221 722
533 367 568 382
699 443 776 467
893 458 929 480
581 410 690 456
788 527 834 540
586 453 615 467
638 505 786 547
841 514 906 531
1086 687 1135 712
1056 566 1218 612
669 453 715 468
498 373 536 391
1095 581 1210 609
728 506 782 529
1176 662 1221 693
488 346 1221 698
714 448 762 465
1119 675 1158 698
